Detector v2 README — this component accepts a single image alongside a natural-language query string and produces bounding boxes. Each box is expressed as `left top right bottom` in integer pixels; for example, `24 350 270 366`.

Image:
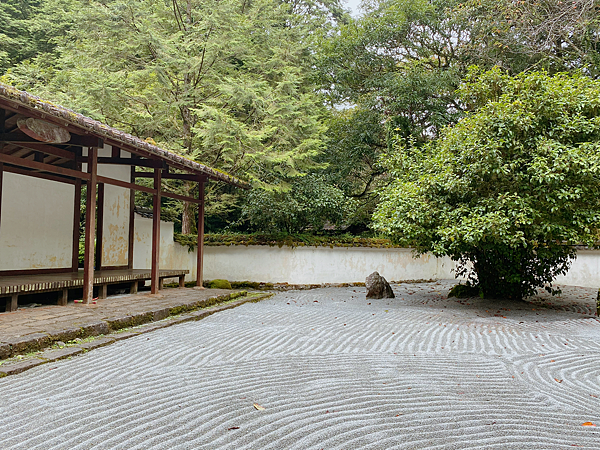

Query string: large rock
365 271 395 299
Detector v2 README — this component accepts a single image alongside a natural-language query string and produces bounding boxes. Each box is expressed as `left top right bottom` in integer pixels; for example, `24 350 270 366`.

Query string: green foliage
455 0 600 77
174 232 397 250
0 0 70 72
374 69 600 299
3 0 346 232
314 0 471 229
207 279 233 290
316 0 468 141
319 108 386 230
229 281 275 290
240 175 354 233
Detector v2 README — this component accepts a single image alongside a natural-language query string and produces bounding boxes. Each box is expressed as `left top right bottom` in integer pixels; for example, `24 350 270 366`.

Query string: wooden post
128 166 136 269
83 146 98 304
72 176 81 272
130 280 138 294
0 110 4 240
95 183 105 270
0 162 3 243
151 168 161 294
196 180 205 288
7 294 18 312
59 288 68 307
0 108 4 153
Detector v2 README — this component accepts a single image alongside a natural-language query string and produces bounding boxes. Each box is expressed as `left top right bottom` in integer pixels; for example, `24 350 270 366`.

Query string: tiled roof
0 83 250 189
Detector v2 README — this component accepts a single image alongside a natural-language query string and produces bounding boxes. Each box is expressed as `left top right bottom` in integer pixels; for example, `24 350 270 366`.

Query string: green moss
208 279 232 289
174 232 398 251
230 281 275 290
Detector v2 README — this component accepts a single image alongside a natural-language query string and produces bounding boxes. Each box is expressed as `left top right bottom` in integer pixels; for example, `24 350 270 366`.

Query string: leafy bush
240 175 354 233
374 69 600 299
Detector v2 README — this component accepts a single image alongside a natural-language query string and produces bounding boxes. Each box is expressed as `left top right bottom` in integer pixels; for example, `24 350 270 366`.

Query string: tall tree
456 0 600 76
4 0 344 233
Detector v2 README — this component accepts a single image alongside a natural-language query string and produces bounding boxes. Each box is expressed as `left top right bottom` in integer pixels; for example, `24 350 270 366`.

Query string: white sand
0 281 598 449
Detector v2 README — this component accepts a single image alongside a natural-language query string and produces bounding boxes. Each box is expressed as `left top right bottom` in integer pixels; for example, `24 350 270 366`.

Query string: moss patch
174 232 398 251
207 279 232 289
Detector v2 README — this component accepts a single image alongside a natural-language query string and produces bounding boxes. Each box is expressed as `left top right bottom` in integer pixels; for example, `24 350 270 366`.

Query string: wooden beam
196 180 205 288
128 166 135 269
97 157 163 168
111 145 120 158
2 164 78 185
0 152 91 180
134 171 204 182
72 176 82 272
83 146 98 304
96 183 105 271
11 142 77 161
151 168 162 294
96 174 156 195
161 190 202 204
0 131 102 148
0 131 38 143
70 135 103 148
0 101 105 139
0 267 72 276
59 288 68 307
7 294 18 312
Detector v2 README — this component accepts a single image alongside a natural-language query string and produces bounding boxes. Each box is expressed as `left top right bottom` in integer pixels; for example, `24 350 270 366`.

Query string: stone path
0 281 599 449
0 287 248 363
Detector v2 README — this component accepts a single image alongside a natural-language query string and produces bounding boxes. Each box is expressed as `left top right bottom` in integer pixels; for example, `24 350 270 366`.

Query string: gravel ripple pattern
1 280 599 449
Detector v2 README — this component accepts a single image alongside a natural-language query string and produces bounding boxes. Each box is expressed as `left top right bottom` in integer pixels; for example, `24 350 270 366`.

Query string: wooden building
0 83 248 312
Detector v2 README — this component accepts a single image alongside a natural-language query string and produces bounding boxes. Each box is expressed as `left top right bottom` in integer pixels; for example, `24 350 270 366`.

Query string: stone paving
0 281 598 449
0 287 254 365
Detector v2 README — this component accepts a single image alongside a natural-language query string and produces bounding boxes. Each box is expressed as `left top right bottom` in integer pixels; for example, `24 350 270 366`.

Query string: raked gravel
0 280 599 449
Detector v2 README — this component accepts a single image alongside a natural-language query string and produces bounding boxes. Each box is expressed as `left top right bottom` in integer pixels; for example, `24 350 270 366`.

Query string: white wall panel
0 173 74 270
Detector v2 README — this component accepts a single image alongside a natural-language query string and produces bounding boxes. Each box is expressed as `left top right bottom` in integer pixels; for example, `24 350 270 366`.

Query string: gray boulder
365 271 395 299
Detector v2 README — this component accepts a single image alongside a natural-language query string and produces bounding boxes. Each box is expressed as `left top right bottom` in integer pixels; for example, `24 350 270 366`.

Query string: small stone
41 347 83 361
365 272 395 299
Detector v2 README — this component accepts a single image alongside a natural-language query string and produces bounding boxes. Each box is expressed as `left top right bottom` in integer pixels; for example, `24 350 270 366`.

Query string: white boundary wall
204 246 600 287
203 246 456 284
129 219 600 288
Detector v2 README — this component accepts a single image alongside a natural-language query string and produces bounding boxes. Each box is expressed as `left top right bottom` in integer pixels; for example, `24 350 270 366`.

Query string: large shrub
374 68 600 299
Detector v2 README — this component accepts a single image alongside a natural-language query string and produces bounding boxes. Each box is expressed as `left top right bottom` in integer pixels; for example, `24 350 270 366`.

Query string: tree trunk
180 181 196 235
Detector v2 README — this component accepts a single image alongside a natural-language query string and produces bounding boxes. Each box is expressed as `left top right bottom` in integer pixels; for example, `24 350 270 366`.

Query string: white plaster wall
0 172 74 270
100 160 131 267
130 215 600 288
202 246 457 284
133 215 196 280
555 250 600 288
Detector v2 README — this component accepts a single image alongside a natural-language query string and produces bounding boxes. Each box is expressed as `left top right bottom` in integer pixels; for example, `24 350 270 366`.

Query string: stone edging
0 291 274 377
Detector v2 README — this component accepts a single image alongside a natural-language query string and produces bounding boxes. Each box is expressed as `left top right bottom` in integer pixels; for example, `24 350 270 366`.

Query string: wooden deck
0 269 189 312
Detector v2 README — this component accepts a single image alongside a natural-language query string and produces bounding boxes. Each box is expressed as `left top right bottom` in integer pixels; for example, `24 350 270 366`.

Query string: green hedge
174 232 399 251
